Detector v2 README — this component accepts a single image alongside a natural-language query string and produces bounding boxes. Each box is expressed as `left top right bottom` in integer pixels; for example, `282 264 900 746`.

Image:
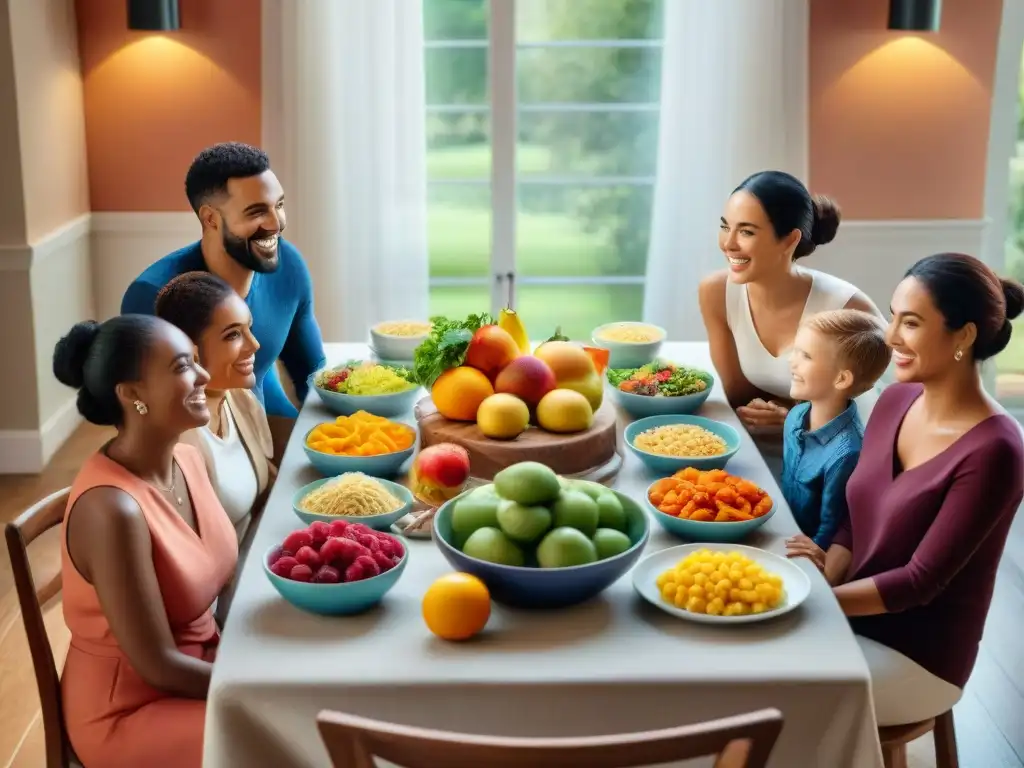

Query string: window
424 0 664 341
998 45 1024 401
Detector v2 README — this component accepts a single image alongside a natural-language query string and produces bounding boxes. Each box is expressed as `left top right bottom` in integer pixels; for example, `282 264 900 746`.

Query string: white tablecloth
204 342 883 768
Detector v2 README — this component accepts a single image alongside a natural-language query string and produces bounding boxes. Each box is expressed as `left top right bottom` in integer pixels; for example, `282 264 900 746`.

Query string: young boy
782 309 891 551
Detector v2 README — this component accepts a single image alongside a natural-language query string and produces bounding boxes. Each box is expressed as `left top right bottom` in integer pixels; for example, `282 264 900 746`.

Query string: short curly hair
184 142 270 212
154 271 237 343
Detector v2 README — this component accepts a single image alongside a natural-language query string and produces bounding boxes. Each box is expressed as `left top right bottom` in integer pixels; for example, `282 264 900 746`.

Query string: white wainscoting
90 212 198 320
0 213 94 474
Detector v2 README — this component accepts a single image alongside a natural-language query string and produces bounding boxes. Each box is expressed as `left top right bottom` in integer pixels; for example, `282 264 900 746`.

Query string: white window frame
425 0 661 314
984 0 1024 418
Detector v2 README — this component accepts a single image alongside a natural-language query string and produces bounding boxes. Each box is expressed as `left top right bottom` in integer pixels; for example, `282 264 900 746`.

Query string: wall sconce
127 0 180 31
888 0 941 31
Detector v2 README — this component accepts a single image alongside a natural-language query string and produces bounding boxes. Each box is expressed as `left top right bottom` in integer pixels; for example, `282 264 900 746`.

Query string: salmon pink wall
75 0 261 211
808 0 1002 220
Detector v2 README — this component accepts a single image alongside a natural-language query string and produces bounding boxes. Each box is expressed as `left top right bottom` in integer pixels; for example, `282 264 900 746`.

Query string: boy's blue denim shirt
781 400 863 549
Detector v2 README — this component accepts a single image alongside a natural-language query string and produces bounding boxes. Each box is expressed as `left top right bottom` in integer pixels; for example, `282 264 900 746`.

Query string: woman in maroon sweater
787 253 1024 726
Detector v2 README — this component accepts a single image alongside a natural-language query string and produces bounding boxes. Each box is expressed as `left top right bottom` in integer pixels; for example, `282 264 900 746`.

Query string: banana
499 308 530 353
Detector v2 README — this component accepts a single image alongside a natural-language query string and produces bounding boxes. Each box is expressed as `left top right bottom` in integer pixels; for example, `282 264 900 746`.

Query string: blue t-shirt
780 400 862 549
121 239 326 419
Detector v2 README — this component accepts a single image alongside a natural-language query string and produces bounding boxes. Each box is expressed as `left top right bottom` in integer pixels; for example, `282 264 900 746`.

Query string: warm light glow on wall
822 36 982 114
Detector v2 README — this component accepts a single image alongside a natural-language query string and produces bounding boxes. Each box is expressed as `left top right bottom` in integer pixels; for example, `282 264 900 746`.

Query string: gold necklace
151 464 184 506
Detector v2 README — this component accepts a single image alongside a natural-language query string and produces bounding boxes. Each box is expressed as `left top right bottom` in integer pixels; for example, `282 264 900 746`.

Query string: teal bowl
292 475 414 531
644 482 776 543
624 415 741 473
263 543 408 616
610 370 715 419
302 425 416 478
591 322 666 369
432 487 649 609
307 371 420 418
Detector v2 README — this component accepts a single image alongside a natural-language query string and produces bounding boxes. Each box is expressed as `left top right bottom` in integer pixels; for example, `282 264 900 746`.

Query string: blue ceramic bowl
610 370 715 419
644 483 776 543
263 543 408 616
591 322 666 369
624 414 741 473
292 475 414 531
302 425 416 478
307 370 420 418
432 488 650 609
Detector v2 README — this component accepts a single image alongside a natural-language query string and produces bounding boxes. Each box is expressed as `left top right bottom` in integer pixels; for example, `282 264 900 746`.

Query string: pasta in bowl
292 473 415 531
624 415 741 473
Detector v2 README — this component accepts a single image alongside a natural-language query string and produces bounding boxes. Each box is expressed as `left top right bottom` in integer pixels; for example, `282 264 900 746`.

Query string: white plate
632 543 812 624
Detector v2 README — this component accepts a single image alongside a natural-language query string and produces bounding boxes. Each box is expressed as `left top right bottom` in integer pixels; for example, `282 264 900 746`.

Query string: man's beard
222 228 280 274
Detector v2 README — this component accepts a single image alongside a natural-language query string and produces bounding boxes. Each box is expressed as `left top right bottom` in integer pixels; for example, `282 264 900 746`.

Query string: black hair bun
1001 277 1024 321
53 321 101 390
811 195 841 246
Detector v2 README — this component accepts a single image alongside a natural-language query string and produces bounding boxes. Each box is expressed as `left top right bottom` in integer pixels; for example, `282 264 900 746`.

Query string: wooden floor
0 424 1021 767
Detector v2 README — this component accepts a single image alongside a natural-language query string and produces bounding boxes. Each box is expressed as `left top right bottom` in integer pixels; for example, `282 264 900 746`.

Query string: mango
552 489 600 537
536 389 593 434
493 461 561 506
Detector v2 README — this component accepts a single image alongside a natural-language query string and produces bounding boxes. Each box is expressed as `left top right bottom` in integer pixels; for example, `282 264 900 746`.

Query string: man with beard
121 142 325 455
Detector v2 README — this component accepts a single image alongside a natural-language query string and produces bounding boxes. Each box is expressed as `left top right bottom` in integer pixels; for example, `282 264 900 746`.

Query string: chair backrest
317 708 784 768
4 487 75 768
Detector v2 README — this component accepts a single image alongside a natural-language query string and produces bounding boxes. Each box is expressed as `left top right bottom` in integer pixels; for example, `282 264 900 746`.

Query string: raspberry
295 546 322 570
375 534 404 558
269 555 298 578
347 523 372 537
356 534 381 552
371 550 395 572
344 560 368 582
290 563 314 582
267 546 285 566
321 537 365 567
354 554 381 578
308 521 331 546
328 520 350 537
314 565 341 584
341 528 362 542
282 530 313 554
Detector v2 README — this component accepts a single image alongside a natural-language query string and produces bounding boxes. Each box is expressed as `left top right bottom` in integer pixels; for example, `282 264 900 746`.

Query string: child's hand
737 398 789 434
786 534 826 572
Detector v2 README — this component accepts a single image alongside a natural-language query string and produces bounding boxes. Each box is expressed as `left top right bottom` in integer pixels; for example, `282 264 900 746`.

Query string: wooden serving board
415 396 620 481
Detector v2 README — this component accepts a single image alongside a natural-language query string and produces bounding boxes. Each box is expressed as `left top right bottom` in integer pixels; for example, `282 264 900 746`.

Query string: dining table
203 341 885 768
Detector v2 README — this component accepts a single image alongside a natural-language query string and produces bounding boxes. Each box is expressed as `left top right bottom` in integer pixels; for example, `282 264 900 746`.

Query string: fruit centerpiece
410 311 620 480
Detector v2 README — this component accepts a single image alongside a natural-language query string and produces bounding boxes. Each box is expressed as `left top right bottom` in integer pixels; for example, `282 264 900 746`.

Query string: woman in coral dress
53 314 238 768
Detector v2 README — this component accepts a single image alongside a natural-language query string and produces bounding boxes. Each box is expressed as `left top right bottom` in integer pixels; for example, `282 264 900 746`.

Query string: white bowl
632 543 812 625
591 322 666 369
369 320 431 361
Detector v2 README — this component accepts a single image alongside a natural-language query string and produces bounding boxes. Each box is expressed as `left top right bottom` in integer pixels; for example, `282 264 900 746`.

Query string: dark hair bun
811 195 841 246
1001 277 1024 320
53 321 101 389
75 389 120 427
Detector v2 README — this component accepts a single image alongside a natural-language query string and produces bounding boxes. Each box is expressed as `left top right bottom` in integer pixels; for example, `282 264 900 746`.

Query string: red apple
465 325 521 380
410 442 471 506
494 355 557 410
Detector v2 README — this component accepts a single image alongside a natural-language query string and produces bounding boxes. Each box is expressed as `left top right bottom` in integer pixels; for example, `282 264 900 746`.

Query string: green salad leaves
412 313 495 388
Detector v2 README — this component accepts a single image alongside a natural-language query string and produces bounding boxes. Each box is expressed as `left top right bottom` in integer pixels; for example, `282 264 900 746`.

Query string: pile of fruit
413 310 611 440
267 521 405 583
656 549 785 616
648 468 773 522
449 461 634 568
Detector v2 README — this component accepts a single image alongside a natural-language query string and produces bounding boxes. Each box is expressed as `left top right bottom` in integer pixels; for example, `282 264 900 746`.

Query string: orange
422 572 491 640
430 366 494 421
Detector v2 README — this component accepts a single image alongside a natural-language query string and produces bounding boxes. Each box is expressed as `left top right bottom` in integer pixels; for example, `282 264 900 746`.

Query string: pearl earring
954 349 964 362
134 400 148 415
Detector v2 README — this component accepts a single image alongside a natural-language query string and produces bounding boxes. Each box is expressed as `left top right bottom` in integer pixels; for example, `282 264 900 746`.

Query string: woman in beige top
155 271 276 619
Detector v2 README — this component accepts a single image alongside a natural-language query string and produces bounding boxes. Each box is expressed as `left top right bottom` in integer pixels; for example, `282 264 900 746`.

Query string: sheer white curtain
643 0 809 340
263 0 429 342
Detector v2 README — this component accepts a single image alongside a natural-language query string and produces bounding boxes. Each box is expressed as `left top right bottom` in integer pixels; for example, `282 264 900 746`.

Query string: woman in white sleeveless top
698 171 884 475
154 272 276 561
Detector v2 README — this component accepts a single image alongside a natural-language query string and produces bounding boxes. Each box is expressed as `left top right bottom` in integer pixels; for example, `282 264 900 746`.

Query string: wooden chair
317 707 784 768
5 487 82 768
878 710 958 768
